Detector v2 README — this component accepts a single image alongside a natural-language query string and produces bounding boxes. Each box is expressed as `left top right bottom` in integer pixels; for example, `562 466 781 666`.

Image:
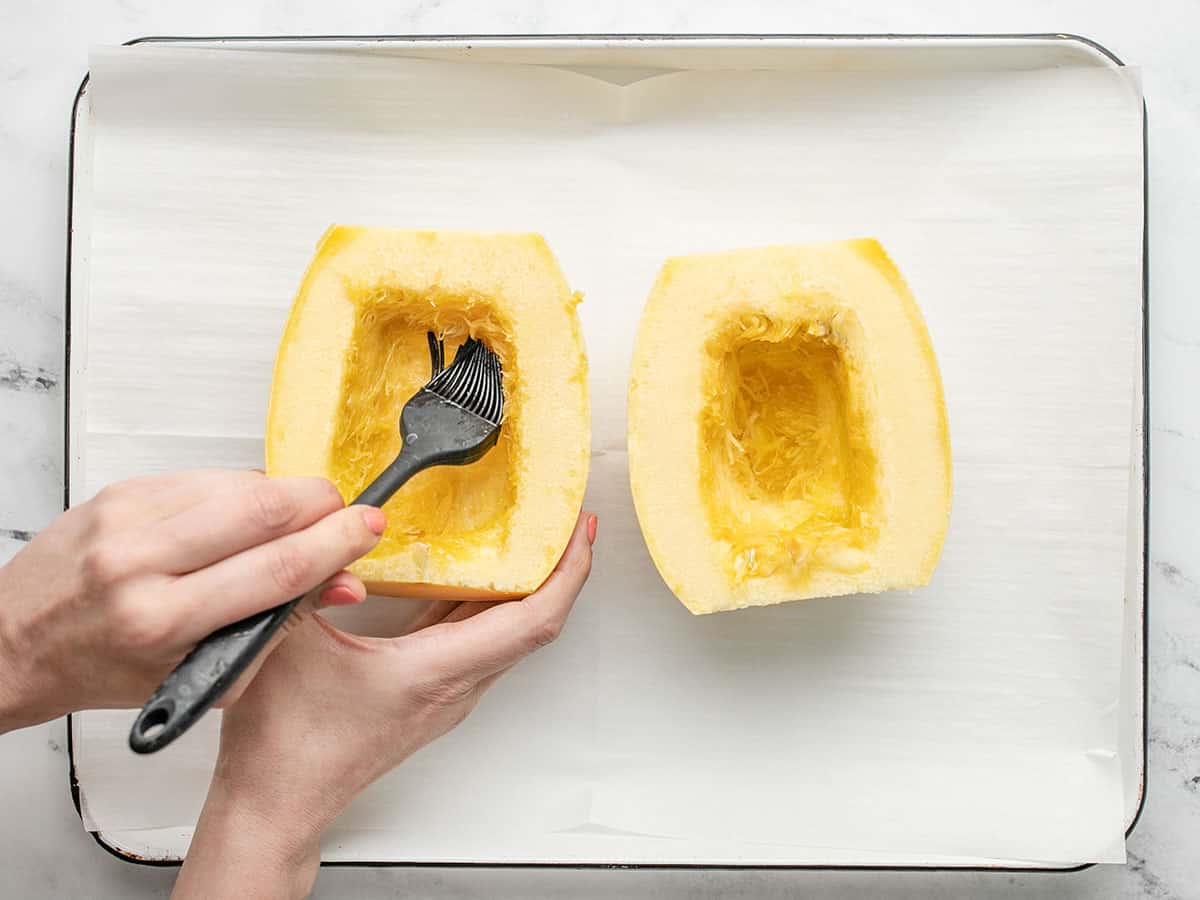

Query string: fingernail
587 514 598 545
320 585 361 607
361 506 387 536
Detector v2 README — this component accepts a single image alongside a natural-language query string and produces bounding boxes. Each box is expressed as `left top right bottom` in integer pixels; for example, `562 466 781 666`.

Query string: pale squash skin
266 227 590 599
628 239 951 615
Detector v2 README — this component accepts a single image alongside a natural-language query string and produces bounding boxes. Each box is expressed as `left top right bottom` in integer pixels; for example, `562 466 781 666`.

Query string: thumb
406 510 594 685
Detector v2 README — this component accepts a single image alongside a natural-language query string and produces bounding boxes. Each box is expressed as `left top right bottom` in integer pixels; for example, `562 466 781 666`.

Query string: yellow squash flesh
628 239 951 614
266 226 590 598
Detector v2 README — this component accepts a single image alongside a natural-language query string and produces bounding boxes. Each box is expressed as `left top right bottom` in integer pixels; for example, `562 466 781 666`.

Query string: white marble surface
1 1 1197 897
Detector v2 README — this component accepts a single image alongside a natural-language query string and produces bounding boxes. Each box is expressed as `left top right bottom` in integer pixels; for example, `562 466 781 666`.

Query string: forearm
173 777 323 900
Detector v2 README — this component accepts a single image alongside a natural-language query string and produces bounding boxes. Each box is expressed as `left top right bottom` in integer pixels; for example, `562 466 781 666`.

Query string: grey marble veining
1 1 1198 898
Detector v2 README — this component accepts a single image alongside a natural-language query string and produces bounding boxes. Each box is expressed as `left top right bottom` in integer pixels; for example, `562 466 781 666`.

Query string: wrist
210 766 328 860
0 575 50 733
174 774 323 900
0 649 62 734
0 649 26 734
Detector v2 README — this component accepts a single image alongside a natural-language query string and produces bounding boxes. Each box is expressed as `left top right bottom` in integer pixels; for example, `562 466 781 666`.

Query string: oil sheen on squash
699 312 880 585
328 286 518 561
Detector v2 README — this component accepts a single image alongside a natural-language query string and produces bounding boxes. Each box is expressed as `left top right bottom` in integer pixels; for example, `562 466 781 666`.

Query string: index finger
172 504 385 641
412 511 594 682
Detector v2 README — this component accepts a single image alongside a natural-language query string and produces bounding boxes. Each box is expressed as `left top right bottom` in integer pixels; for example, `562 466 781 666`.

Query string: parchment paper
72 44 1143 865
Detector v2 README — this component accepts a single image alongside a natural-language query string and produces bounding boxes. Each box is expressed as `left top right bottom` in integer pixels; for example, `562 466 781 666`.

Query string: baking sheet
70 42 1144 866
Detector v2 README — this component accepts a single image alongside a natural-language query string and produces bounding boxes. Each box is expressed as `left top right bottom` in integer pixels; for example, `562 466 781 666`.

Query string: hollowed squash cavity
329 292 517 560
700 314 880 584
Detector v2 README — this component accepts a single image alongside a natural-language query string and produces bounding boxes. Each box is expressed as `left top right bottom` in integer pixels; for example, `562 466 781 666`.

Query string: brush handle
128 451 425 755
354 446 427 508
128 598 301 753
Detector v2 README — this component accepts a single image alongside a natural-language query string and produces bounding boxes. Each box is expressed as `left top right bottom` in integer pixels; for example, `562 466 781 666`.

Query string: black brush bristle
424 338 504 425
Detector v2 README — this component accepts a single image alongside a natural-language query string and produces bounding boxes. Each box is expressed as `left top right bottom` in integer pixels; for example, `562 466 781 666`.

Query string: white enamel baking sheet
66 35 1146 869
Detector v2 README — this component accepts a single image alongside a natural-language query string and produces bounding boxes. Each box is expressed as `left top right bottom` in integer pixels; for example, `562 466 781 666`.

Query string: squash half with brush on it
628 239 951 615
266 226 590 599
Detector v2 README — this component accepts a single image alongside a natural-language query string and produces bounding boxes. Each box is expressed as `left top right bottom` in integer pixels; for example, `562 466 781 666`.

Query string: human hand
172 511 597 900
0 470 384 732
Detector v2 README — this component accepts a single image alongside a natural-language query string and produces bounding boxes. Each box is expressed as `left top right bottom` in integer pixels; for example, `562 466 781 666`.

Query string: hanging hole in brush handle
128 597 301 754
